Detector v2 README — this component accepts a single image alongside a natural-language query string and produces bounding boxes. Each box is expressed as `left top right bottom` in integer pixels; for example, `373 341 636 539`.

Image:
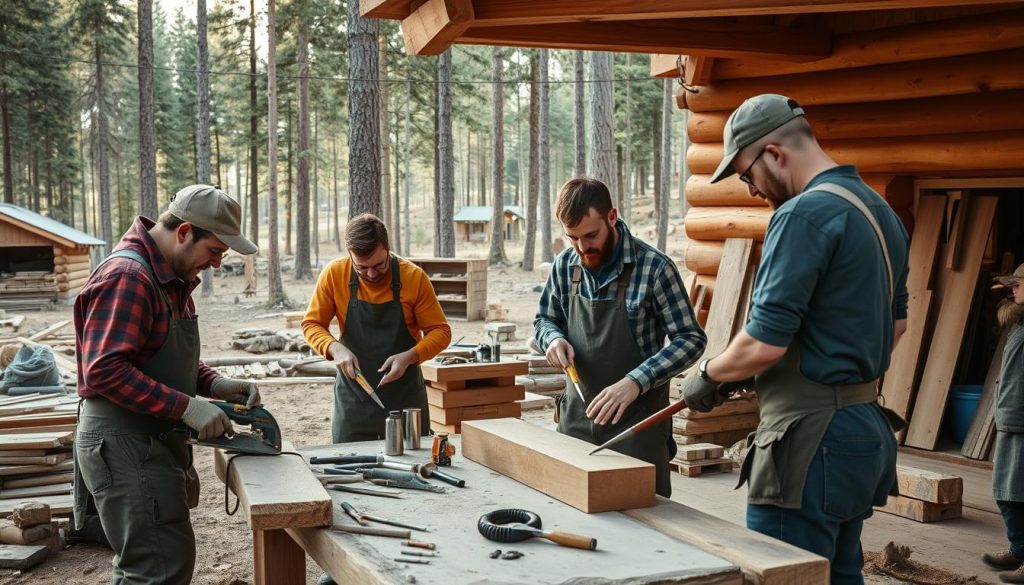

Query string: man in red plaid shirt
73 185 258 585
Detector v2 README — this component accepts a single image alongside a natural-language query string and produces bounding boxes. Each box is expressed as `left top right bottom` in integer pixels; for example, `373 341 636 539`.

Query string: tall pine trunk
379 34 392 238
96 44 113 252
266 0 285 304
138 0 157 219
539 50 552 263
196 0 214 297
488 48 507 265
294 21 312 279
347 0 380 218
658 78 672 252
312 110 319 267
332 134 340 251
403 81 412 255
623 54 633 223
589 52 616 205
436 49 455 258
521 51 539 272
285 99 293 255
1 83 13 204
247 0 259 248
573 51 585 177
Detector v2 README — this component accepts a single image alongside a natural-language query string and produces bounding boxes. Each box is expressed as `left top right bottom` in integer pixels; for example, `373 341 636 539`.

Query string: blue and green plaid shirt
534 220 707 393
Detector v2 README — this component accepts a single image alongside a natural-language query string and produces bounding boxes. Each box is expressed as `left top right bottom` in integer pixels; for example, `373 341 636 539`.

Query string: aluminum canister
404 408 422 450
385 410 404 456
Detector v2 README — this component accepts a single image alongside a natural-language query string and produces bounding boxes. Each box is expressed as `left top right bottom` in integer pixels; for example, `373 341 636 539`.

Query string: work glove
681 373 729 413
182 397 234 440
211 377 261 408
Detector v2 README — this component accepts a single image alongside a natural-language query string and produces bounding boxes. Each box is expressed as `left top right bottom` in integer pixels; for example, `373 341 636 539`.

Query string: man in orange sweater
303 214 452 443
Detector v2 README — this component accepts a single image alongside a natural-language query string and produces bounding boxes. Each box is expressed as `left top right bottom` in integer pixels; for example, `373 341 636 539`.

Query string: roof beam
403 0 475 55
468 0 1024 26
456 19 832 62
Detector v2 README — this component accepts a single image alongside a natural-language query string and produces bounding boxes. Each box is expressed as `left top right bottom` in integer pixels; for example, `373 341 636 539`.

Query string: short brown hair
555 177 613 228
158 210 216 242
345 214 390 257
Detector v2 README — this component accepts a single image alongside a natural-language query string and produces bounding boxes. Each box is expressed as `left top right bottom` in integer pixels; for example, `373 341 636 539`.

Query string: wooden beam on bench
895 465 963 504
456 19 832 62
461 417 655 513
402 0 474 55
625 499 829 585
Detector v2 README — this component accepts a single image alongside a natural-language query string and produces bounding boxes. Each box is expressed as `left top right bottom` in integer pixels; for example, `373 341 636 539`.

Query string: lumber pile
670 442 733 478
511 353 568 396
0 272 58 312
421 359 528 434
876 465 963 523
673 394 759 447
0 503 62 570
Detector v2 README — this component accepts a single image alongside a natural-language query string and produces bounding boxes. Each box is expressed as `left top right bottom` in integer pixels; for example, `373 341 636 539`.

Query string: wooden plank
420 360 527 383
945 192 968 270
428 402 521 425
429 420 461 434
674 429 751 447
876 495 962 523
963 329 1008 459
0 453 70 466
679 396 758 420
685 56 715 86
676 443 726 462
0 495 72 517
461 418 656 513
457 19 832 62
2 472 74 490
0 544 48 570
254 528 305 585
906 196 998 449
0 461 73 478
703 239 754 356
881 195 946 422
674 414 760 435
425 384 525 408
519 391 555 410
0 422 77 434
0 432 73 451
625 499 829 585
27 320 71 342
895 465 962 504
401 0 474 55
0 483 72 500
213 440 332 531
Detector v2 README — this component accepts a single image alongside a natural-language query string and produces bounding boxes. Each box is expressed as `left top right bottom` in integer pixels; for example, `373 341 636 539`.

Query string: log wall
54 246 92 300
680 9 1024 293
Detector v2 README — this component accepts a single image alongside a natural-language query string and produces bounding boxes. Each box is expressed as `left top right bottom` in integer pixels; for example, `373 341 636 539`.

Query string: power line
0 45 665 86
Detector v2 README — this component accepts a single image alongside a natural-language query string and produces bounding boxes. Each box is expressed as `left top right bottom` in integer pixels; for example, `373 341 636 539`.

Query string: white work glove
211 377 261 408
182 397 233 440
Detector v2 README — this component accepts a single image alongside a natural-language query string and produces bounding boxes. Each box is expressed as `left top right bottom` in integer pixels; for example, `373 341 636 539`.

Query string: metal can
404 408 422 450
431 432 456 467
385 411 404 456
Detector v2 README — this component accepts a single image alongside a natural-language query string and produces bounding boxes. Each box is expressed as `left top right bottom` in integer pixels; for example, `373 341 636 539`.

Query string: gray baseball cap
711 94 806 183
995 263 1024 287
168 184 258 255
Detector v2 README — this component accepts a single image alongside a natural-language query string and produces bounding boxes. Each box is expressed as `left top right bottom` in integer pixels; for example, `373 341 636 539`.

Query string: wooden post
254 528 305 585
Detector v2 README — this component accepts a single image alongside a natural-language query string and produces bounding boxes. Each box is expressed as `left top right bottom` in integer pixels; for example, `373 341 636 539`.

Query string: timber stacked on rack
0 393 78 517
670 442 733 478
876 465 963 523
673 394 759 447
0 272 59 311
512 354 567 396
422 359 528 434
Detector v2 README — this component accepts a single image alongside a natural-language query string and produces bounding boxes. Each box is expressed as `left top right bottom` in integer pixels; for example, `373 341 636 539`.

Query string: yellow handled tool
565 364 586 403
354 369 386 409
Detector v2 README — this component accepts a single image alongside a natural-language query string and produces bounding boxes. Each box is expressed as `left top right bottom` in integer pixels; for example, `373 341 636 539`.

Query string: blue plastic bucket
947 384 983 444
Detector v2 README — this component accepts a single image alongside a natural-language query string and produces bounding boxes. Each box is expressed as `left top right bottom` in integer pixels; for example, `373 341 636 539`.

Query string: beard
757 170 796 210
998 298 1024 328
579 221 616 270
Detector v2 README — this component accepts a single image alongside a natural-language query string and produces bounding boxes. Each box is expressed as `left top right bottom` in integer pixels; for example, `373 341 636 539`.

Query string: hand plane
185 401 283 455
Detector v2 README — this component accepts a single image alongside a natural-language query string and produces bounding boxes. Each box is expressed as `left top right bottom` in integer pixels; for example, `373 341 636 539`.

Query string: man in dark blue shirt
681 94 910 585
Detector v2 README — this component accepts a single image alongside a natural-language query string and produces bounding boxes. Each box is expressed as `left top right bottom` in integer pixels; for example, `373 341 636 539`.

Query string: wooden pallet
671 457 734 478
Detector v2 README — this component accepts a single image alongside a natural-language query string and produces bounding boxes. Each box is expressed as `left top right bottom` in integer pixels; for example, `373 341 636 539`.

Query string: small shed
0 204 105 310
453 206 524 242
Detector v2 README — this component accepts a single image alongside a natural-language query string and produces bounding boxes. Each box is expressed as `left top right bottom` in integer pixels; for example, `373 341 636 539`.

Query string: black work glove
681 373 729 413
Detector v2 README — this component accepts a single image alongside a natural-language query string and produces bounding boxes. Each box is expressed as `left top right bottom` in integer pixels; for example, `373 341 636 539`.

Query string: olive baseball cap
168 184 258 255
711 94 806 184
995 263 1024 287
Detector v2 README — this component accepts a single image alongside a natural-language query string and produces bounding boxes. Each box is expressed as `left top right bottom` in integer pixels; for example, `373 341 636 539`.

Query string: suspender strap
616 263 635 303
814 183 895 301
571 265 582 297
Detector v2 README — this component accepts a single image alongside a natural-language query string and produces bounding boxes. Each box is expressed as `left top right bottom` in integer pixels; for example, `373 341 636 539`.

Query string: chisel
565 363 586 403
354 369 386 409
328 484 403 499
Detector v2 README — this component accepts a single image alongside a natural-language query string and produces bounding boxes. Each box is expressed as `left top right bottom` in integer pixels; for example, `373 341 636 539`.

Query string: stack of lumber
513 354 568 395
422 359 528 434
0 394 77 518
0 272 59 311
673 394 759 447
0 503 63 570
876 465 963 523
670 442 734 478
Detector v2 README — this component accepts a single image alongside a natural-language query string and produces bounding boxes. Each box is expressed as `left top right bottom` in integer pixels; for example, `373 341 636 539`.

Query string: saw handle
543 530 597 551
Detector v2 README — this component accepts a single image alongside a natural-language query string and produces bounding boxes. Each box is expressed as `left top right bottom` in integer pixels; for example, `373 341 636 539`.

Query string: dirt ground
0 197 978 584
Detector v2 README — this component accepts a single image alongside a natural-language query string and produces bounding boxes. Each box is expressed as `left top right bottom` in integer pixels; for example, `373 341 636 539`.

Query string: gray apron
332 256 429 443
994 322 1024 501
73 249 200 585
556 261 676 497
737 183 905 508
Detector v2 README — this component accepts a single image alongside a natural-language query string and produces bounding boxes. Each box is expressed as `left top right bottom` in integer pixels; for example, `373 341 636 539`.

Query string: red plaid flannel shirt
74 217 217 419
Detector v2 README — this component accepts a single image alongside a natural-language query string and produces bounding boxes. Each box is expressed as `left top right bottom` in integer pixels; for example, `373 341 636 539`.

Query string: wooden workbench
217 439 827 585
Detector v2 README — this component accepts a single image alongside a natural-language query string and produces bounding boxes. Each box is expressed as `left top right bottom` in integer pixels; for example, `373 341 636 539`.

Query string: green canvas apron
737 183 906 508
332 256 429 443
73 249 200 585
556 261 677 497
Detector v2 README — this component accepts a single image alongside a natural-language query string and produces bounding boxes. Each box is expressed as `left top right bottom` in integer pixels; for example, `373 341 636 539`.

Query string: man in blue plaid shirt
534 177 706 496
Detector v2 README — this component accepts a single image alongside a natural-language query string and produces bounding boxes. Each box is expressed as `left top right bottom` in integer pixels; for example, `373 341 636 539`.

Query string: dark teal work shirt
745 165 910 385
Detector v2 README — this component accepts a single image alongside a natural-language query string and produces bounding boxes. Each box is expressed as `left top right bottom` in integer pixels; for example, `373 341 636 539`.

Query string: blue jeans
998 501 1024 559
747 404 897 585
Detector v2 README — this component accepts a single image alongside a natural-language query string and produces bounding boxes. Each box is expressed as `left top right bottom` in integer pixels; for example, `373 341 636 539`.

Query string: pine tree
488 47 508 265
347 0 380 218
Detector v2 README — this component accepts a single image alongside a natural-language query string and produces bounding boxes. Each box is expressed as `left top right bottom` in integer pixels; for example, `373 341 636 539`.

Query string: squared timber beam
360 0 414 19
456 19 832 62
650 54 682 78
402 0 475 55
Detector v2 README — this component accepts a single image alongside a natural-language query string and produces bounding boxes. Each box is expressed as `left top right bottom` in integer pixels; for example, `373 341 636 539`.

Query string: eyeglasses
738 148 766 186
352 254 390 276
